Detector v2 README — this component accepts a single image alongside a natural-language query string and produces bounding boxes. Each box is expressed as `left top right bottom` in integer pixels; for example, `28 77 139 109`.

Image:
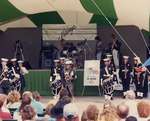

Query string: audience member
137 101 150 121
84 104 99 121
31 91 45 115
13 92 32 120
99 102 120 121
21 105 36 121
32 91 41 102
125 116 137 121
124 90 138 117
63 103 79 121
117 103 129 120
7 90 21 109
0 94 12 120
81 111 88 121
45 103 56 121
51 96 72 119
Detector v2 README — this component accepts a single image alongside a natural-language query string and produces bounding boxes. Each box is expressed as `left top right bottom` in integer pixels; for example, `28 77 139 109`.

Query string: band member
8 58 20 91
0 58 11 94
111 33 121 69
95 36 103 61
106 54 118 83
50 59 62 98
18 60 28 92
101 58 114 100
119 56 132 97
64 60 76 98
133 57 146 99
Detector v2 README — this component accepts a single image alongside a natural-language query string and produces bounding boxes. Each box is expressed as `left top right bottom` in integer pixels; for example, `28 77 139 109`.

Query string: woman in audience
0 94 12 120
21 105 36 121
13 92 32 120
31 91 45 116
7 90 21 109
32 91 41 102
137 101 150 121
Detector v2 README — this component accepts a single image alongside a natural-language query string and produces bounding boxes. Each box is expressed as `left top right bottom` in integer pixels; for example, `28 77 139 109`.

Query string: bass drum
103 79 114 95
10 79 21 92
50 79 62 95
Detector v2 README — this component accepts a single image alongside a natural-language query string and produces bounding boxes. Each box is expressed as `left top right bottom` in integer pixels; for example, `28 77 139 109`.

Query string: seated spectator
84 104 99 121
137 101 150 121
0 94 9 113
124 90 138 117
32 91 41 102
13 92 32 120
51 96 72 119
81 111 88 121
63 103 79 121
59 88 69 100
125 116 137 121
31 91 45 115
21 105 36 121
45 103 56 121
117 103 129 121
7 90 21 109
99 102 120 121
0 94 12 120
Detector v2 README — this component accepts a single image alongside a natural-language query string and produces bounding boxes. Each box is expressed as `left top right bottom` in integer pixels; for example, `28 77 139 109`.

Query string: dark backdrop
0 28 42 69
97 25 148 63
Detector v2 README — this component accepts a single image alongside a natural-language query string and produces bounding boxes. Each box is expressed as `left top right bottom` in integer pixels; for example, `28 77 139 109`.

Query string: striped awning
0 0 150 31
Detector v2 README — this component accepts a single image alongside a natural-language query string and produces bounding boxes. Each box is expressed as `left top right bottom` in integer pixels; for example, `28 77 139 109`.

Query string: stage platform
24 70 150 96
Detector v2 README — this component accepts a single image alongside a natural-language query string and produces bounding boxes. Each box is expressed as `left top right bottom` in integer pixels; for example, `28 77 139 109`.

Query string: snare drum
51 80 62 90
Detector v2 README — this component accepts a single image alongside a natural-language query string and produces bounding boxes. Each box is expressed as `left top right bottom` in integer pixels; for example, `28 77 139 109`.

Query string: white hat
72 50 77 54
134 57 139 60
134 56 141 63
54 59 60 63
103 58 109 62
11 58 17 62
63 50 68 55
123 56 129 59
18 60 24 63
65 60 73 65
1 58 8 62
59 57 66 60
106 54 112 58
63 103 79 119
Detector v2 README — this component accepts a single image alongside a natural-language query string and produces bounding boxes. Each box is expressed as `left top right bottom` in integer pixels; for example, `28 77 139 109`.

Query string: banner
84 60 100 86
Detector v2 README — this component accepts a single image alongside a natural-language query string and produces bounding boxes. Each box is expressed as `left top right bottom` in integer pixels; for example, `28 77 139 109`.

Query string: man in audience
84 104 99 121
137 101 150 121
124 90 138 117
0 94 12 120
125 116 137 121
51 96 72 119
117 103 129 121
63 103 79 121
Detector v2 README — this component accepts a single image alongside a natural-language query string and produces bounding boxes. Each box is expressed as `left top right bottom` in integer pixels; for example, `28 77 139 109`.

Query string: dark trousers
122 78 130 92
